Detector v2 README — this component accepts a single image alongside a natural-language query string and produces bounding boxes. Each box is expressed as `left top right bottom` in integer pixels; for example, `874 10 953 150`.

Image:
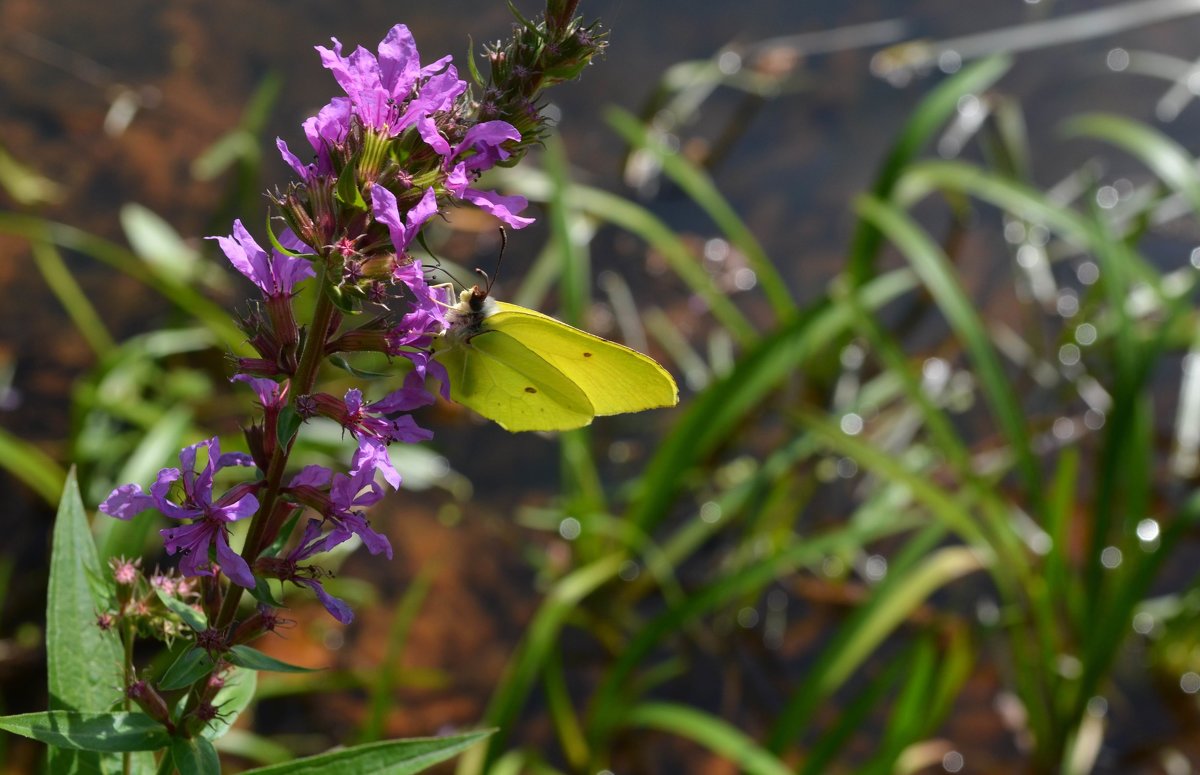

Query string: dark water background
5 0 1200 771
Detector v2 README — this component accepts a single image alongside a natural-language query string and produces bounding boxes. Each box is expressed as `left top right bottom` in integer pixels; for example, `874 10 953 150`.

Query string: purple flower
440 122 533 229
259 519 354 624
371 185 439 257
231 374 288 410
286 446 393 558
316 24 457 137
99 438 260 588
210 221 315 298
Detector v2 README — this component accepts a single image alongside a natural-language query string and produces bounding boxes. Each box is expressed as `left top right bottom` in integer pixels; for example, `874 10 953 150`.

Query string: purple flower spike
209 221 315 298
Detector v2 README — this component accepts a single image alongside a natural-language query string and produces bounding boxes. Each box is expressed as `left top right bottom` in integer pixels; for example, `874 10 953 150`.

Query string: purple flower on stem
371 185 439 257
257 519 354 624
99 438 260 588
316 24 456 137
441 122 533 229
286 447 393 558
210 221 315 298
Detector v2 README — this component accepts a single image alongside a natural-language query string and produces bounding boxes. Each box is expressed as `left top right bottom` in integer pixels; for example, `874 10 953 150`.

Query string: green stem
178 262 336 729
215 265 336 631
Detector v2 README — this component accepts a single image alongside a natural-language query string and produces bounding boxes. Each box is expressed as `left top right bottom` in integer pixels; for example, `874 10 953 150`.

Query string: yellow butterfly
432 285 679 432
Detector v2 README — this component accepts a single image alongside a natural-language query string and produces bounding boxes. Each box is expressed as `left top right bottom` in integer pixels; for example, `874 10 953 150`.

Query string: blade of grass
1061 113 1200 216
0 426 66 506
624 702 793 775
848 57 1012 284
625 268 916 536
30 240 115 357
855 194 1043 511
606 107 794 320
461 555 624 774
358 566 435 744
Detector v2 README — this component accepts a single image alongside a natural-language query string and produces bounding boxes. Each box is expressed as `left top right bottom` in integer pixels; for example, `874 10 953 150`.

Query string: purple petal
460 187 534 229
276 137 312 180
213 530 256 588
216 493 260 523
297 578 355 624
99 484 157 521
162 522 215 577
376 24 421 99
289 465 333 489
352 438 401 490
217 451 255 470
370 383 434 414
389 415 433 443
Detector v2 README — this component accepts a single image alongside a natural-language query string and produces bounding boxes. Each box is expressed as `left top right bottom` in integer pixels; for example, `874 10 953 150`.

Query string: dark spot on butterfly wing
525 386 537 393
582 352 592 358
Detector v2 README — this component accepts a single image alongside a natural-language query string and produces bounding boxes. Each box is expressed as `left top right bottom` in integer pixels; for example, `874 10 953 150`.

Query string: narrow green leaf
855 194 1042 509
242 729 493 775
607 107 794 319
624 703 792 775
159 648 216 692
470 556 623 771
1061 112 1200 216
120 203 204 283
334 163 365 210
848 56 1012 283
45 476 117 688
276 406 303 450
0 712 169 752
0 425 67 506
170 736 220 775
625 269 916 535
227 645 321 673
31 239 115 357
156 589 208 632
248 576 285 608
198 666 256 742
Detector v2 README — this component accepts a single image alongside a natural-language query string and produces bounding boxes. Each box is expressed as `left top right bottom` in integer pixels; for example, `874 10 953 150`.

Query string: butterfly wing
488 302 679 416
438 325 596 432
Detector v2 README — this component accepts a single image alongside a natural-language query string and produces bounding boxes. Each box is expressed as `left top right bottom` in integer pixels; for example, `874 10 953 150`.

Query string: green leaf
159 648 217 692
248 576 285 608
47 469 125 773
200 667 256 742
855 194 1043 510
848 56 1012 284
334 163 365 210
120 203 203 283
623 703 792 775
1061 112 1200 217
0 712 170 752
328 355 391 379
276 405 303 450
0 424 66 506
226 645 321 673
241 729 493 774
156 588 208 632
170 735 220 775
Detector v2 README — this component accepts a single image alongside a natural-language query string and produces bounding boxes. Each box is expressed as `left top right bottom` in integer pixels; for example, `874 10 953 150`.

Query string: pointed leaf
0 712 170 752
156 588 208 632
275 406 303 450
159 648 217 692
242 730 493 774
48 469 125 774
200 666 256 741
171 735 220 775
227 645 321 673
